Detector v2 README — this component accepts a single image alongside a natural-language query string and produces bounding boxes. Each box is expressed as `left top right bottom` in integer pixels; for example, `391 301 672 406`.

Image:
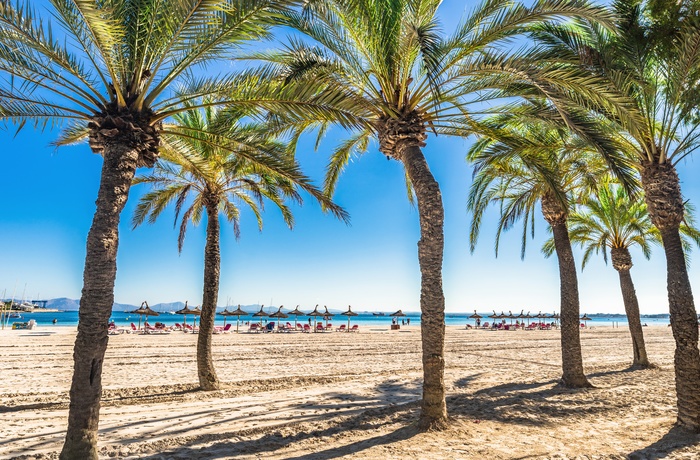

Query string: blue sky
1 1 699 314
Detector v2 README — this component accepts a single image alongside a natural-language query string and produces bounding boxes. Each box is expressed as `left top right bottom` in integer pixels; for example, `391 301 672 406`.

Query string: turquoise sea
0 309 674 328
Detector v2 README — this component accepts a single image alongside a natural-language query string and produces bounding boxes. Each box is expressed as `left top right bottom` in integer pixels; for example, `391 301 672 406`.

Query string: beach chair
336 324 346 332
349 324 359 332
131 323 138 332
303 324 311 333
174 323 183 331
316 323 325 332
249 323 260 333
481 322 489 329
325 323 333 331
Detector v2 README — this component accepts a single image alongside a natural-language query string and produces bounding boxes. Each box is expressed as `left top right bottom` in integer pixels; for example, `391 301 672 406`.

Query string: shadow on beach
133 395 421 460
626 426 700 459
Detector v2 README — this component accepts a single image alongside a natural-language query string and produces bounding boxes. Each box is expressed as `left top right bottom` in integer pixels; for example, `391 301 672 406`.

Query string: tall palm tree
468 117 632 388
251 0 620 429
544 183 700 368
532 0 700 429
132 102 345 391
0 1 302 457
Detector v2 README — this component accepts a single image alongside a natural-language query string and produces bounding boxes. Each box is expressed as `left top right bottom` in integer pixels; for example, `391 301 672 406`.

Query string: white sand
1 325 699 459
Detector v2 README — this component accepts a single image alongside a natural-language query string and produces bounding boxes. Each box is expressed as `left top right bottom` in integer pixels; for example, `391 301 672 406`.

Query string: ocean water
0 309 673 328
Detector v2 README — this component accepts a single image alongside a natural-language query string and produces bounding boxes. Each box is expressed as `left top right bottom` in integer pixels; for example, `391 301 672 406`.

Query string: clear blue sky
1 1 699 314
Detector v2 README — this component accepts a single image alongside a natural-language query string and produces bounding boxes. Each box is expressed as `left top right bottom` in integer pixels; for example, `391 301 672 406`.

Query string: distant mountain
150 301 186 312
45 298 139 312
45 298 80 311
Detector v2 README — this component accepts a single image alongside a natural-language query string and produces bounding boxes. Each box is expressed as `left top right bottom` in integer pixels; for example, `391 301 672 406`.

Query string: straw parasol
226 305 248 333
581 313 592 328
524 311 533 326
516 310 527 327
219 305 248 332
306 304 325 331
469 310 483 327
190 306 202 329
287 305 306 329
390 309 406 327
322 306 335 328
269 306 289 329
488 311 499 320
130 301 159 330
175 301 193 329
340 305 358 330
252 305 269 327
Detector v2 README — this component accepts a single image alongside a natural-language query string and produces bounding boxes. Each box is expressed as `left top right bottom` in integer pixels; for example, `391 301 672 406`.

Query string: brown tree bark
541 194 591 388
641 160 700 430
197 199 221 391
610 247 650 367
60 143 139 460
399 144 448 430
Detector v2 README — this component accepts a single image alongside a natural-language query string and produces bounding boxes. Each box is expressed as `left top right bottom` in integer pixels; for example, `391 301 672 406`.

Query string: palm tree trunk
642 161 700 430
611 248 650 367
541 194 590 388
616 269 651 366
197 201 221 391
399 144 448 430
60 144 139 460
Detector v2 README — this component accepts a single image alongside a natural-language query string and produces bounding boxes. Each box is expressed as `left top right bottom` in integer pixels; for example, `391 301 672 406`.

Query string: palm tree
132 102 345 391
533 0 700 429
252 0 620 429
0 1 301 457
468 118 631 388
544 183 700 368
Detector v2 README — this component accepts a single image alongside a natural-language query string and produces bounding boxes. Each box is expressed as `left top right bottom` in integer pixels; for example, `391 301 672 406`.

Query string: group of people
391 317 411 325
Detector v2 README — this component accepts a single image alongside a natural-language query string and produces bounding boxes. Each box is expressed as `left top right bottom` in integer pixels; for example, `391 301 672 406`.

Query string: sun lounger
336 324 347 332
248 323 260 333
349 324 359 332
303 324 311 333
325 323 333 331
214 324 232 334
316 323 325 332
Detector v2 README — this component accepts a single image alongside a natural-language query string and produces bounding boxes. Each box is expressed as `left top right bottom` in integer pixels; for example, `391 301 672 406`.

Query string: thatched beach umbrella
224 305 248 333
550 312 561 327
307 304 325 331
253 305 269 327
322 306 335 328
469 310 482 327
219 305 247 331
287 305 306 329
175 301 193 329
390 309 406 327
488 311 499 320
581 313 591 328
190 306 202 329
340 305 358 330
524 311 533 326
131 301 159 330
270 306 289 329
516 310 527 327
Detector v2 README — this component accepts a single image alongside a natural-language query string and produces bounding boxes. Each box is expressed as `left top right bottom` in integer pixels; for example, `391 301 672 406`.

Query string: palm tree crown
133 102 342 249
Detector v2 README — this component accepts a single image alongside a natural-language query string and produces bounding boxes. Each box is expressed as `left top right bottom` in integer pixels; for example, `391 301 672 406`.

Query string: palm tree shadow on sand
135 401 421 460
625 426 700 459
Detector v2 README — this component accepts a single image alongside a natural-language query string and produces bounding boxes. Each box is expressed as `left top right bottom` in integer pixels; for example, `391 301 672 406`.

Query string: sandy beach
1 325 699 459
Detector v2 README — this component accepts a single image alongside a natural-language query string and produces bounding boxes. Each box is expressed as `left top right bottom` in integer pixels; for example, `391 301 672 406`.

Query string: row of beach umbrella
128 302 388 333
469 310 592 327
